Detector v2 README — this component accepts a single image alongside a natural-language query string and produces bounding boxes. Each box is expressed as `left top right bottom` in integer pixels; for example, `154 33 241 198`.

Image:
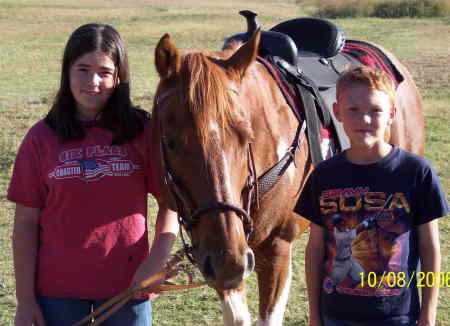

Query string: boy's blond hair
336 65 396 106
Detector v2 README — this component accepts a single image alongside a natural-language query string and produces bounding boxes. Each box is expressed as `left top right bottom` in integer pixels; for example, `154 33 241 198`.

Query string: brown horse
150 29 424 325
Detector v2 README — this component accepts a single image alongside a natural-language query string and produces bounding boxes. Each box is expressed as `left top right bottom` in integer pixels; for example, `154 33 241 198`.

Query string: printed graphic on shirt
319 187 412 297
48 145 140 182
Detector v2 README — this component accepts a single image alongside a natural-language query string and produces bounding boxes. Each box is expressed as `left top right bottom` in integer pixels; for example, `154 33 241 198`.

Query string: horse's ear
155 33 181 79
224 29 261 79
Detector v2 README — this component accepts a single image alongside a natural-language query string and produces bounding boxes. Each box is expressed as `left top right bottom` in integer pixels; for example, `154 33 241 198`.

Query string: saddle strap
257 121 306 196
268 56 329 166
295 82 325 165
271 56 332 129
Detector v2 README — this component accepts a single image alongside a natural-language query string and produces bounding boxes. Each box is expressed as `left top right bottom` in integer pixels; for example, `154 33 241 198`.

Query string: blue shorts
37 296 151 326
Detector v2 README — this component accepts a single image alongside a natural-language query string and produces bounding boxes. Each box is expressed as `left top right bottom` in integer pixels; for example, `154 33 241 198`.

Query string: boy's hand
417 320 434 326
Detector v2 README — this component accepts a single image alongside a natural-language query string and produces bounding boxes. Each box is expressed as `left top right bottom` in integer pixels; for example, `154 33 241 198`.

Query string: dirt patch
403 53 450 95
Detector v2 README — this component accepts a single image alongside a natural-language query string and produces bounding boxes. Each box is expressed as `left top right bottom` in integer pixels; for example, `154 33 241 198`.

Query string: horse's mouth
205 276 244 291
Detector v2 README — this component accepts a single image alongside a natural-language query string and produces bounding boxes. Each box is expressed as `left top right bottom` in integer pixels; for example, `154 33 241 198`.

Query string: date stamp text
359 271 450 288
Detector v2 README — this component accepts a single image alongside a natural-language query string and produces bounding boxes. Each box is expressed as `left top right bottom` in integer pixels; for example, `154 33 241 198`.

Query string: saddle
270 16 364 160
224 11 362 164
222 11 404 196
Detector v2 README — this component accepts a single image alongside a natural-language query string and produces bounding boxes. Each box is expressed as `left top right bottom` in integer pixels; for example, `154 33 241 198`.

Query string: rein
71 250 206 326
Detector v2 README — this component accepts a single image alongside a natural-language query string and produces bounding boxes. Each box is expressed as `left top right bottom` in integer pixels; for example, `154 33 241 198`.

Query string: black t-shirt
294 147 448 325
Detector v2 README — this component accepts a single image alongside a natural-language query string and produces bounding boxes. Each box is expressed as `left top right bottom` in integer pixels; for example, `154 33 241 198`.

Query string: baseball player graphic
330 195 394 286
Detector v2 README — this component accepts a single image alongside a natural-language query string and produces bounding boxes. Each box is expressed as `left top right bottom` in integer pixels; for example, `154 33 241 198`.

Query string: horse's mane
179 46 253 148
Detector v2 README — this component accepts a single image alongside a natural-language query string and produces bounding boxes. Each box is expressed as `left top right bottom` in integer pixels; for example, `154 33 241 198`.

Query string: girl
8 23 178 326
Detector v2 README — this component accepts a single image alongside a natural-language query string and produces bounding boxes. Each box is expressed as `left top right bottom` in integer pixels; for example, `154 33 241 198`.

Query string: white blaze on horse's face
221 152 241 238
208 120 243 237
190 117 255 290
221 290 252 326
209 120 237 205
210 122 256 283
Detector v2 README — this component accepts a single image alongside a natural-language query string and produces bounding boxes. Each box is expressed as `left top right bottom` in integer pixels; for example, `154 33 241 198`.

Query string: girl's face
69 51 118 121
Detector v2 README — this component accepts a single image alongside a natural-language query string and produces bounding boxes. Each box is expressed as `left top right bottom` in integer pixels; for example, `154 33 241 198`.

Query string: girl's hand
130 260 166 299
15 299 46 326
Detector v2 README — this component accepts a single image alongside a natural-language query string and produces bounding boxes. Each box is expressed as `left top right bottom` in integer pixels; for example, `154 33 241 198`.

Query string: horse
150 24 424 325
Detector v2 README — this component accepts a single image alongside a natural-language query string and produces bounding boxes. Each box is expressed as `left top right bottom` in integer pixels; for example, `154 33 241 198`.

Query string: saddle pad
342 40 404 87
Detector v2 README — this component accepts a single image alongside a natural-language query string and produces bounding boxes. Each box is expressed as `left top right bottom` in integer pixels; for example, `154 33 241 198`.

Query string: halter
156 88 257 265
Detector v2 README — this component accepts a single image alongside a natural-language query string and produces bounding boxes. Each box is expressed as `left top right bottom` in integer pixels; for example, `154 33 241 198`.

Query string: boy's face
333 83 395 150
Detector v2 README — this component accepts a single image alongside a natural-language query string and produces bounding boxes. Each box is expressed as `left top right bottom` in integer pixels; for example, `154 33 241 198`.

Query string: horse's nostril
247 251 255 271
244 250 255 279
203 255 216 280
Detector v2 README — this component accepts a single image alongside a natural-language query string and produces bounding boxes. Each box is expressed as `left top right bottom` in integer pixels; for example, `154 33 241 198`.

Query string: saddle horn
223 10 260 48
223 10 299 67
239 10 259 37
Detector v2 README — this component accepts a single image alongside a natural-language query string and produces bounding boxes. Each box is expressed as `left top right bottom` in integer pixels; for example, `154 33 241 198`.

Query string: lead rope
71 250 206 326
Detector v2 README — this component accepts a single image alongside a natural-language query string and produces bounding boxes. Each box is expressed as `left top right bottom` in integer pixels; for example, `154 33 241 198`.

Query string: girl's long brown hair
45 23 148 145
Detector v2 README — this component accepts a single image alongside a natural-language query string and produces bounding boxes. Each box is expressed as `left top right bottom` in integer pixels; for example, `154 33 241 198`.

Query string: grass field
0 0 448 325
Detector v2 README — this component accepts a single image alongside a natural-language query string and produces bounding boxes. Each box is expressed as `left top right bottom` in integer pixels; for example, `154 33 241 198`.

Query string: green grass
0 1 449 325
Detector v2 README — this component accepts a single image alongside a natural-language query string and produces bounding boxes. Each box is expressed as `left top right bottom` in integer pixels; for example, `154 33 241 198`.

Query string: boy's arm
417 219 440 326
305 222 326 326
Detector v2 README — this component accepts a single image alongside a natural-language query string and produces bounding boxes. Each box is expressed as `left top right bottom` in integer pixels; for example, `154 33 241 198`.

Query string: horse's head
152 31 262 290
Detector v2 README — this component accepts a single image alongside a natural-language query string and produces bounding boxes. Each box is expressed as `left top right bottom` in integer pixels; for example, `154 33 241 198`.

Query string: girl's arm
13 204 46 326
305 222 326 326
131 197 178 288
417 219 440 326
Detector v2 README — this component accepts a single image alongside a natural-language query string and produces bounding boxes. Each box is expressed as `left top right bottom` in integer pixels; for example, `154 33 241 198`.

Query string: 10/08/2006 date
360 271 450 288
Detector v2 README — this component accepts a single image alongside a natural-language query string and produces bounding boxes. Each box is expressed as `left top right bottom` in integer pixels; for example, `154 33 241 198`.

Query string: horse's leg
254 235 295 326
217 286 252 326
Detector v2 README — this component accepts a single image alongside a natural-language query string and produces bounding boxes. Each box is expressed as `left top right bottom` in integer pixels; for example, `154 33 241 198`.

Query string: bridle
156 88 257 265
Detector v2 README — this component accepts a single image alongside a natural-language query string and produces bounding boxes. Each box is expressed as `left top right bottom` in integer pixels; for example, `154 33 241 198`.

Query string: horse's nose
202 248 254 284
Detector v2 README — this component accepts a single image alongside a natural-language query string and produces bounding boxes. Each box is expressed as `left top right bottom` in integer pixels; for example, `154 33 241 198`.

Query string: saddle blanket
342 40 404 87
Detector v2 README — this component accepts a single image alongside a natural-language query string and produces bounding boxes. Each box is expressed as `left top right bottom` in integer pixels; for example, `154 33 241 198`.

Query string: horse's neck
243 65 300 168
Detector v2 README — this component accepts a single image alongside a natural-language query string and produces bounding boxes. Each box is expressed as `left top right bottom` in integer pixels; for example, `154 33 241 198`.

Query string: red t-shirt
8 119 157 299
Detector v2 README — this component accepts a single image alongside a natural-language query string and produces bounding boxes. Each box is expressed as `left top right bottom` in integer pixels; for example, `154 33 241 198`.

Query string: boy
294 66 448 326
